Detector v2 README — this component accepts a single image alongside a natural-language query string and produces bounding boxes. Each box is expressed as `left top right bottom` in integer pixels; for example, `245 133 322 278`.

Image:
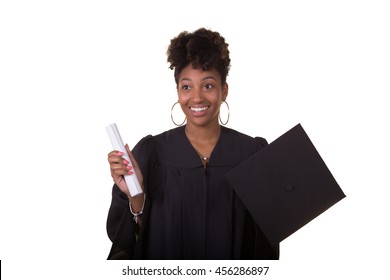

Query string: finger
125 144 131 156
110 162 133 171
108 154 127 164
108 150 124 157
125 144 140 169
112 167 134 176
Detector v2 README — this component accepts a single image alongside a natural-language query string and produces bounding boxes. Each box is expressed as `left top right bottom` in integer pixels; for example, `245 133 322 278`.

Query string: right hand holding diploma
108 144 145 206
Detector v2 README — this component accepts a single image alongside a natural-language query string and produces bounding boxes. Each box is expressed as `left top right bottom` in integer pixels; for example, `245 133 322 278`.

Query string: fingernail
123 159 129 164
117 151 124 156
128 170 133 175
126 166 132 170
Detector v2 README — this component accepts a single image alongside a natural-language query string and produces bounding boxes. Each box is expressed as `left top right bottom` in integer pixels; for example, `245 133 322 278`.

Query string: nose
191 87 204 102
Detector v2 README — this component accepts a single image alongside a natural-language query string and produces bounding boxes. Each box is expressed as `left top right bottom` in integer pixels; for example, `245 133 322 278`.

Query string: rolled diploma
106 123 143 197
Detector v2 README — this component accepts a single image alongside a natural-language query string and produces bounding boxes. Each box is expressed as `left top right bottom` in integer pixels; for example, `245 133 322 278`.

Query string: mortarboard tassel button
284 184 295 192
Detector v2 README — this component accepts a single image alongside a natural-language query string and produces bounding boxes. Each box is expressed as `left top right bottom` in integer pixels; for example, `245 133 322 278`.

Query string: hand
107 144 144 200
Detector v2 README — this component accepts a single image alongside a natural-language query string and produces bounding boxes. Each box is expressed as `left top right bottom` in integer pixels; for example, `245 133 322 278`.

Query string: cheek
210 93 223 106
178 93 189 105
177 96 188 111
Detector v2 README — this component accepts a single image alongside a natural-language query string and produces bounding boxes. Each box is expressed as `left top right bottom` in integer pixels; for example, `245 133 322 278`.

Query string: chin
187 118 218 128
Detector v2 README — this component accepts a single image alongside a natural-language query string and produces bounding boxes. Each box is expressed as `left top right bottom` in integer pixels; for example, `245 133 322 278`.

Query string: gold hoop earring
171 101 186 126
219 100 230 125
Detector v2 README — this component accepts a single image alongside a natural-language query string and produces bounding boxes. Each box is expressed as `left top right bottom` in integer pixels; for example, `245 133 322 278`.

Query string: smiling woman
106 27 279 260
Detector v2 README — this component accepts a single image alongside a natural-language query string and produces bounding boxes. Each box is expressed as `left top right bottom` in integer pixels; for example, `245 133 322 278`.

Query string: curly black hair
167 28 231 86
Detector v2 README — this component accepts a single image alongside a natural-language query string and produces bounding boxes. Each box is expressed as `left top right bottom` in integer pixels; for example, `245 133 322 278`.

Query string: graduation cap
225 123 346 246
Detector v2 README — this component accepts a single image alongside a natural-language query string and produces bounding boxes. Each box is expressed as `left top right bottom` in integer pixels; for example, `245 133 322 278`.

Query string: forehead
178 64 221 82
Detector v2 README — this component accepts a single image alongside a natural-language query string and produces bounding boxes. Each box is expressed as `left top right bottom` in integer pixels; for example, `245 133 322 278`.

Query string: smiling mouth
190 106 209 112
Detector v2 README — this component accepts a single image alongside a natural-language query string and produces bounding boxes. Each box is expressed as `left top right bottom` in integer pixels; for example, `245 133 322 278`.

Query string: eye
204 84 213 90
181 84 191 90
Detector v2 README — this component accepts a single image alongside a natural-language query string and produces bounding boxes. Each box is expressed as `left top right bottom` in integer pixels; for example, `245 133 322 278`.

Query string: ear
222 83 229 101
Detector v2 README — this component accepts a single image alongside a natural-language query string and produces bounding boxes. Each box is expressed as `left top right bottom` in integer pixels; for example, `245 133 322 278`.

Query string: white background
0 0 389 279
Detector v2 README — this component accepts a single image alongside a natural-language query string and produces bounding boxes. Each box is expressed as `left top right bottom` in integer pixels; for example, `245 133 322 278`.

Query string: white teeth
191 107 208 112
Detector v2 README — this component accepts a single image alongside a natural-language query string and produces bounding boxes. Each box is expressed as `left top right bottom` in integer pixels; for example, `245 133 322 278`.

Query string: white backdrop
1 1 389 279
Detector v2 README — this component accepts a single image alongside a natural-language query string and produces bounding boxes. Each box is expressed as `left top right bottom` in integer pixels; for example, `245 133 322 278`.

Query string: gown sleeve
106 135 155 260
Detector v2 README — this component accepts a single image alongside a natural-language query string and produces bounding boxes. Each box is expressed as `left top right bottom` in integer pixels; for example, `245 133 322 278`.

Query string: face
177 64 228 128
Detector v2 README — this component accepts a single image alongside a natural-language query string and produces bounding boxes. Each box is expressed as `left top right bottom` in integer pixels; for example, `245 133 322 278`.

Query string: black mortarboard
225 123 346 245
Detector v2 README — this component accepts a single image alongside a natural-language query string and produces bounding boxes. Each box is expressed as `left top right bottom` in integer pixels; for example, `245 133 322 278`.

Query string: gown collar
156 126 241 168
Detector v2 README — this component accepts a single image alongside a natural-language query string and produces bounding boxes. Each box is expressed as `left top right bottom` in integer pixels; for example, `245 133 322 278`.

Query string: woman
106 28 279 259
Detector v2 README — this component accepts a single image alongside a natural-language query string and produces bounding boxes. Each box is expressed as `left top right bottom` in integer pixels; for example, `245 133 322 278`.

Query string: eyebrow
179 76 217 83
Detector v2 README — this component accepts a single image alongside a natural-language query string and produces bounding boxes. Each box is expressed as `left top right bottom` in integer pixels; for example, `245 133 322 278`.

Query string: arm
106 135 155 259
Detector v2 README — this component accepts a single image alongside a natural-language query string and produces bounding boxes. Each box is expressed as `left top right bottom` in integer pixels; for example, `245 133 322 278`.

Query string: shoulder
133 127 200 168
132 134 154 154
132 127 185 160
150 127 187 152
152 126 184 142
210 127 267 165
222 126 268 150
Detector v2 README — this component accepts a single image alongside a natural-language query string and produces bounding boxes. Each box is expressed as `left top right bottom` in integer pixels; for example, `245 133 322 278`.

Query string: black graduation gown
106 126 279 260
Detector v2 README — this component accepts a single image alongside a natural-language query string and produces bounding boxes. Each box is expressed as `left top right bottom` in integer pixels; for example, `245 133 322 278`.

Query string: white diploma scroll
106 123 143 197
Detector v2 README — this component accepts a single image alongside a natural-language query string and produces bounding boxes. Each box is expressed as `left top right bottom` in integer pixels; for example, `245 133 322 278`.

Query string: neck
185 122 221 144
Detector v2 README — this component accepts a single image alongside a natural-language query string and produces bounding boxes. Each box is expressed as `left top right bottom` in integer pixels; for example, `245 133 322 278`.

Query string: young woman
106 28 279 259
